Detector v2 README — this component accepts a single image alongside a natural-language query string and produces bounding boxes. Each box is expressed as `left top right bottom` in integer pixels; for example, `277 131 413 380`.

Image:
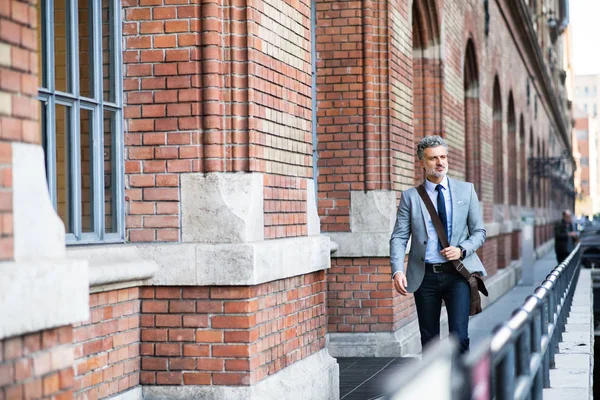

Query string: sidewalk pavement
337 250 584 400
543 268 593 399
468 250 559 347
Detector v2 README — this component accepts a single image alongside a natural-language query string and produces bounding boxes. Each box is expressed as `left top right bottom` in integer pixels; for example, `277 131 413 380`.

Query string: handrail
383 244 582 400
464 243 581 400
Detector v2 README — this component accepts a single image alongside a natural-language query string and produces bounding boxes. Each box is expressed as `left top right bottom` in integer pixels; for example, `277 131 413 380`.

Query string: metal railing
382 244 582 400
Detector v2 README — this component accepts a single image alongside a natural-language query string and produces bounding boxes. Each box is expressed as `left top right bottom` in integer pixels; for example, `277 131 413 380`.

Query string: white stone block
12 143 66 260
181 173 264 243
306 179 320 236
143 349 339 400
0 259 89 340
350 190 396 233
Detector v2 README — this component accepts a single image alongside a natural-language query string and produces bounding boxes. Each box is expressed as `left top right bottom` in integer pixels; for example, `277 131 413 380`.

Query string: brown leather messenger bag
416 185 488 316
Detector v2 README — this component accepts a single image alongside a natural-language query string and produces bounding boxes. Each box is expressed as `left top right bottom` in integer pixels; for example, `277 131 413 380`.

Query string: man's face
420 146 448 179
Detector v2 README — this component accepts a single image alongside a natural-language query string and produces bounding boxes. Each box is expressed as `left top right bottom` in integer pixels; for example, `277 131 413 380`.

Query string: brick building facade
0 0 573 399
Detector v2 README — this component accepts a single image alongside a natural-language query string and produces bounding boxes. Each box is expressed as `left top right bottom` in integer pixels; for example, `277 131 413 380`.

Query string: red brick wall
0 326 74 400
139 272 326 386
122 0 313 243
327 258 416 333
0 0 39 260
73 288 141 400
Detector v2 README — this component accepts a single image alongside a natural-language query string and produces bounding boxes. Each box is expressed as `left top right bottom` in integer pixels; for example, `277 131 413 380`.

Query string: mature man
554 210 578 264
390 135 486 353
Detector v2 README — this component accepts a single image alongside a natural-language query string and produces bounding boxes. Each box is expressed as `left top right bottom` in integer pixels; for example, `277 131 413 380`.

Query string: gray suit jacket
390 177 487 293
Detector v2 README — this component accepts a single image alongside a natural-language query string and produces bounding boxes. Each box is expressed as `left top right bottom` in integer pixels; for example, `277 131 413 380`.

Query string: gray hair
417 135 448 160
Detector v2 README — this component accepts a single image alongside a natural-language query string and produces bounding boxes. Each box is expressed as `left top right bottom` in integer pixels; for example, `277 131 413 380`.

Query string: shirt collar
425 175 449 193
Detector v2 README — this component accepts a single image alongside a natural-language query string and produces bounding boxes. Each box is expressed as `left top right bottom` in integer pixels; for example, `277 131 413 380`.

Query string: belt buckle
432 263 443 273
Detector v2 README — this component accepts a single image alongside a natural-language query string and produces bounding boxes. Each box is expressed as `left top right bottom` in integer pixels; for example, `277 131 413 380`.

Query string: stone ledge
327 232 394 258
327 262 522 357
107 387 142 400
0 259 89 340
142 349 339 400
143 235 330 286
67 246 158 288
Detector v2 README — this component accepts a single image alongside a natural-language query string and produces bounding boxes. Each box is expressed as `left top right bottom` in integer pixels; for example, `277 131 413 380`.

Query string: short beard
425 165 447 179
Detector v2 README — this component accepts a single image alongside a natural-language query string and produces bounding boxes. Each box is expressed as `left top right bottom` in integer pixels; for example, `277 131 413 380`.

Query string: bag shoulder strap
415 184 471 281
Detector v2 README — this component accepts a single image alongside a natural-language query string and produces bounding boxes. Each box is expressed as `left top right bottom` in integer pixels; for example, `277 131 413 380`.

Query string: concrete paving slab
548 368 590 388
565 323 593 332
553 353 591 372
543 388 590 400
559 341 591 354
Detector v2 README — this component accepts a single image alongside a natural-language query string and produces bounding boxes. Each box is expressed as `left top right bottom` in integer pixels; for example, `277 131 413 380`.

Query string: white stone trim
350 191 396 232
307 180 320 236
0 259 89 340
106 387 142 400
142 349 339 400
327 232 392 258
181 173 264 243
327 261 523 357
67 245 158 288
145 235 330 286
12 143 65 261
0 143 89 340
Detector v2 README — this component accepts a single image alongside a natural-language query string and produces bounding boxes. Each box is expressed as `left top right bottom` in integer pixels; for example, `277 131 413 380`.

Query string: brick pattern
264 175 308 239
327 258 416 333
73 289 140 400
507 94 517 206
0 0 39 260
122 0 202 243
139 272 326 386
0 326 75 400
315 0 367 233
250 0 313 239
121 0 315 242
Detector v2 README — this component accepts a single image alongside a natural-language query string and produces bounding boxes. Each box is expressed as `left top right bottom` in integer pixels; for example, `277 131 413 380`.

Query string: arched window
492 77 503 204
507 93 517 205
412 0 442 184
519 116 527 206
464 40 480 192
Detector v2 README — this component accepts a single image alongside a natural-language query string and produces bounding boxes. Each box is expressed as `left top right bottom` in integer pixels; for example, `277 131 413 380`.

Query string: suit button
421 257 424 261
423 241 427 245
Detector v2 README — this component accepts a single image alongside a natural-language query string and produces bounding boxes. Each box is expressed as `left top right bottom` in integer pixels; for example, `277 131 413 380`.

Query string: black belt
425 261 456 274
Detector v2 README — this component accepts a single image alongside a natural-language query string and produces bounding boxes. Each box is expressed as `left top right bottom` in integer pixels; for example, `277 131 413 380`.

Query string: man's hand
393 272 408 296
569 231 579 238
440 246 462 261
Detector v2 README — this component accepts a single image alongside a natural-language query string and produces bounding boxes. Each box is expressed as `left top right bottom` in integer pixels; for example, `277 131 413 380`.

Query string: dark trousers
413 269 471 353
556 250 569 265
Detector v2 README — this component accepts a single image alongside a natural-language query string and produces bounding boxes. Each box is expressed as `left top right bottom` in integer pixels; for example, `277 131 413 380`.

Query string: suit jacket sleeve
458 183 486 257
390 192 411 276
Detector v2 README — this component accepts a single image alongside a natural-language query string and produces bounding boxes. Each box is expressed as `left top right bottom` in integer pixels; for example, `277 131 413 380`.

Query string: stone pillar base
327 262 523 357
142 350 339 400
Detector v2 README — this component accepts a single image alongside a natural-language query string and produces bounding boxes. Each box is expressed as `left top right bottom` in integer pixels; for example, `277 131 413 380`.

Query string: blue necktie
436 184 448 250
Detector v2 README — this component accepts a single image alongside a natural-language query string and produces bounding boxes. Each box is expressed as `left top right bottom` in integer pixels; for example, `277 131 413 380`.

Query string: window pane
78 0 93 98
56 104 73 233
102 0 114 102
54 0 71 93
40 101 48 182
80 108 94 232
37 1 47 88
103 110 117 232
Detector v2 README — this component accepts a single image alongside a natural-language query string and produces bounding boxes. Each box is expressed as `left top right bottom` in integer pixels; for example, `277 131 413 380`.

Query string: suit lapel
417 184 430 229
448 177 458 246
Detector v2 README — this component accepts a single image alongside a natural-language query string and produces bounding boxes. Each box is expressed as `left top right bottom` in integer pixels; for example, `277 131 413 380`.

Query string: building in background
572 107 598 216
573 74 600 217
0 0 574 399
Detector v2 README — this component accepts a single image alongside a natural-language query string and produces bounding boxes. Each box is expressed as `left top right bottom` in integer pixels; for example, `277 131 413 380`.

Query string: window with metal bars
37 0 124 244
